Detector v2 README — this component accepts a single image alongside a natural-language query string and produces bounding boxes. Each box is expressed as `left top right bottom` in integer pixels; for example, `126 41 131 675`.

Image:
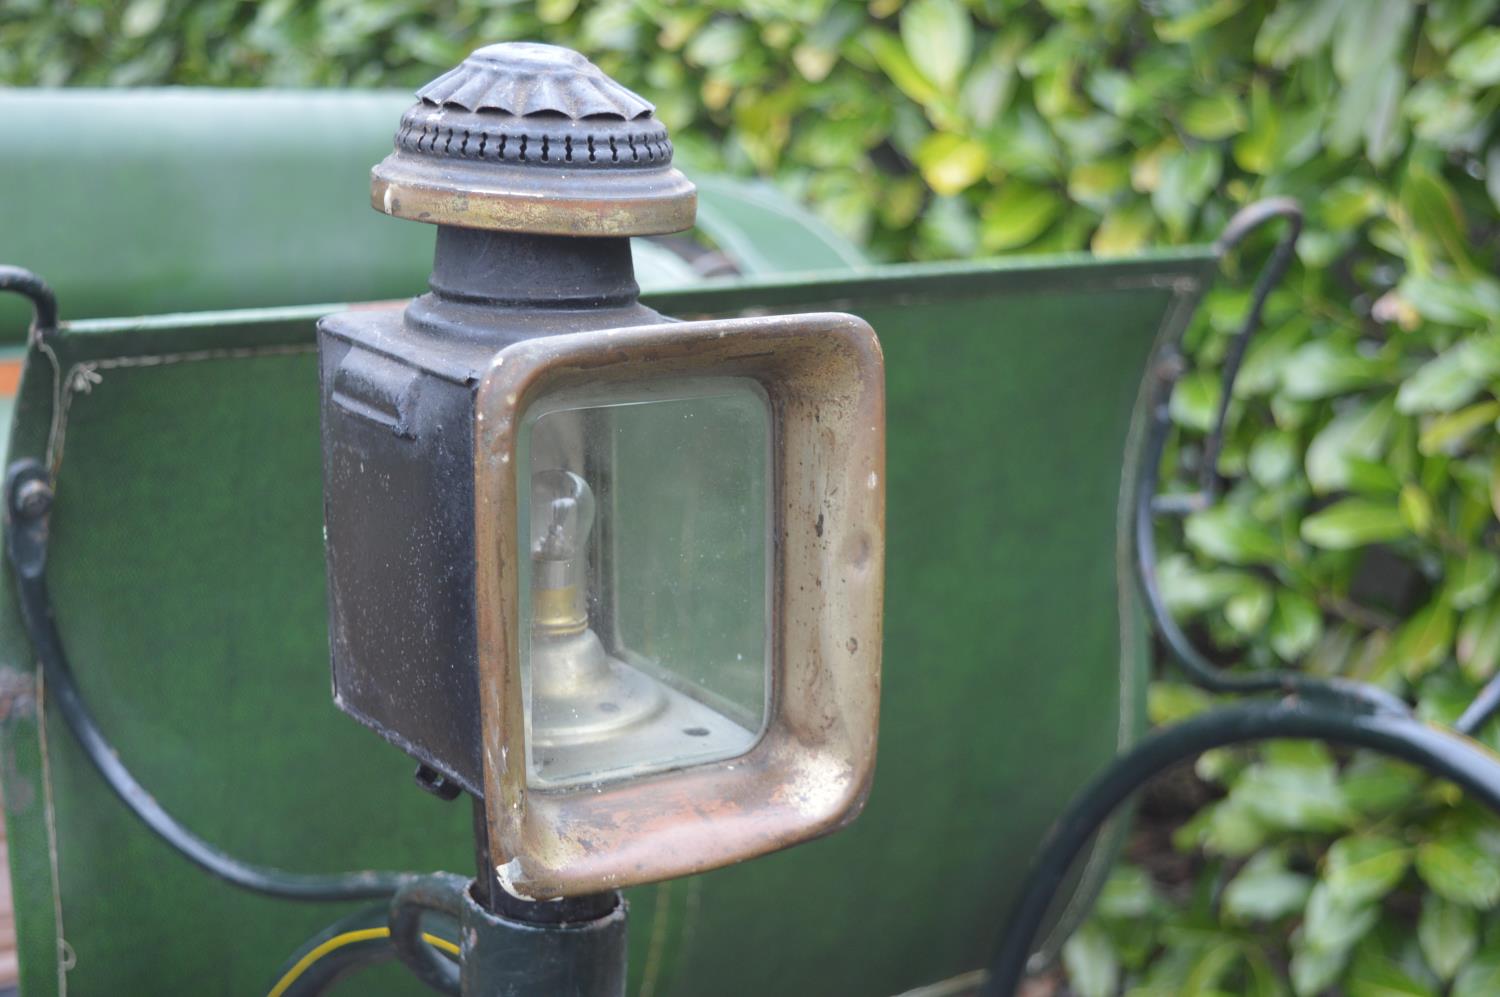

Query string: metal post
389 869 627 996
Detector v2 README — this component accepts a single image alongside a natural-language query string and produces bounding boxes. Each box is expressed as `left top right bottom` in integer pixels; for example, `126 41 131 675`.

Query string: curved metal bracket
0 265 58 339
985 695 1500 995
390 874 466 995
1153 198 1304 516
1003 198 1500 992
1130 200 1408 713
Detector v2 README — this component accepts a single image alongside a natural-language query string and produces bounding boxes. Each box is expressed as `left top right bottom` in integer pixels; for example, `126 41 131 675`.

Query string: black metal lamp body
319 43 691 796
321 228 662 796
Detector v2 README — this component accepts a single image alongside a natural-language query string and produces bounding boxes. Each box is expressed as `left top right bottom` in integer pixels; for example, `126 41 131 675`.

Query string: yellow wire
267 926 461 997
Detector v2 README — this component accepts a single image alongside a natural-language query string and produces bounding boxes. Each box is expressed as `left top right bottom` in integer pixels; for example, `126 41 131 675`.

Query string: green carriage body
0 90 1216 994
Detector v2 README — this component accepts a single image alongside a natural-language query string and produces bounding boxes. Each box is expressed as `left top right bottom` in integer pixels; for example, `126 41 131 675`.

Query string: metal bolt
414 763 462 801
14 478 52 520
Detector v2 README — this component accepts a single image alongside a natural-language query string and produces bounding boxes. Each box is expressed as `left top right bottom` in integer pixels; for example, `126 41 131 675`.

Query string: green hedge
6 0 1499 992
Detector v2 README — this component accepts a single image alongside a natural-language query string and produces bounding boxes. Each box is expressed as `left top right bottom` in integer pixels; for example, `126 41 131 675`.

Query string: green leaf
1342 756 1424 813
1234 77 1279 174
1419 894 1477 982
1148 681 1215 724
1170 368 1222 432
1385 598 1457 680
1427 0 1500 51
1255 0 1348 67
1399 482 1435 536
1458 599 1500 682
1346 951 1437 997
866 29 947 114
1270 589 1323 660
1332 0 1413 83
1182 92 1247 140
978 181 1063 252
1281 339 1389 400
1307 398 1396 493
1234 759 1354 833
1303 880 1379 952
1416 831 1500 907
1226 582 1274 635
900 0 971 93
1249 430 1298 486
1236 319 1311 397
1185 504 1282 565
1455 952 1500 997
1401 164 1475 272
1292 933 1352 997
1322 178 1387 231
1152 146 1222 236
959 35 1018 128
1184 941 1246 994
1397 336 1500 414
1419 401 1500 457
1062 922 1119 997
1156 554 1258 613
1451 28 1500 86
121 0 168 38
1301 498 1409 550
1066 159 1129 208
1175 796 1270 856
1091 201 1156 256
913 132 988 195
1224 850 1313 921
1156 0 1246 42
684 18 749 67
1095 863 1159 919
1325 834 1412 905
1328 58 1407 167
1398 274 1500 327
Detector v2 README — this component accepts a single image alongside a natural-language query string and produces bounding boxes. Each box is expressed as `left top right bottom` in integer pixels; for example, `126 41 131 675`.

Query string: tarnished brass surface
473 312 886 899
370 167 697 237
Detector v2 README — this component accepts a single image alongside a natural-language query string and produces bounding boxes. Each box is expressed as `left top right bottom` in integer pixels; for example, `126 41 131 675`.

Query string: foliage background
4 0 1499 992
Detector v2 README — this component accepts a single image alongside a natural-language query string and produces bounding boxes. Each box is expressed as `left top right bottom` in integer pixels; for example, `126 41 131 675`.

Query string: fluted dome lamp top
371 42 696 237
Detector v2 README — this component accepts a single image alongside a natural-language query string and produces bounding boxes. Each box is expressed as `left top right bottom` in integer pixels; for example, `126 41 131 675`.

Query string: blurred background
2 0 1499 993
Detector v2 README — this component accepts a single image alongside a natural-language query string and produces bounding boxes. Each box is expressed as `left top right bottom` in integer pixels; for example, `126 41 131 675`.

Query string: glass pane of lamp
519 377 771 787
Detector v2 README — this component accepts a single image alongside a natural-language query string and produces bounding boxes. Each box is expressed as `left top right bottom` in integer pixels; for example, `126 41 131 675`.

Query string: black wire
984 695 1500 995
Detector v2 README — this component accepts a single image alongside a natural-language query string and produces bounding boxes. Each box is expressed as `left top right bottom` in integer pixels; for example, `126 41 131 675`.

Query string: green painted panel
0 250 1214 995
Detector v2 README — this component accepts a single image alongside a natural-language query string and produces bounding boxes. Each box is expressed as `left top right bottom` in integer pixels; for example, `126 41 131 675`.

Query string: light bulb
530 469 594 635
527 466 668 769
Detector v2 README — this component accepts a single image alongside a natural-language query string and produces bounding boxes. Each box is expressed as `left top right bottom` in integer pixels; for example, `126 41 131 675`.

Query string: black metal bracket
984 695 1500 994
984 199 1500 993
1131 200 1405 712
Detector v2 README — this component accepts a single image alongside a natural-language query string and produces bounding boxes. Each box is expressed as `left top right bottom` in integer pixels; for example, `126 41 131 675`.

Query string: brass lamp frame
473 311 885 899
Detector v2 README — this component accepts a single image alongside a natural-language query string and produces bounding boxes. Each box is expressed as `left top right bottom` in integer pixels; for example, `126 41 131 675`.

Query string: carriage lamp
317 43 885 902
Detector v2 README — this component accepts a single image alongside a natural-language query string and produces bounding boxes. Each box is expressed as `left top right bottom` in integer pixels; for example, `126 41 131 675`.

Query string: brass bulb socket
532 584 587 637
